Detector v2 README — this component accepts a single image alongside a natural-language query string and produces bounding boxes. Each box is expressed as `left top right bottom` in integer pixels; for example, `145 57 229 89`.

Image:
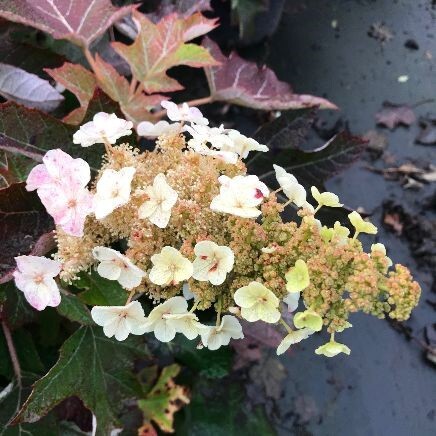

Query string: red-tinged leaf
203 37 338 111
0 0 135 48
375 101 416 130
45 63 96 125
81 88 122 123
112 11 218 94
92 54 163 124
0 101 101 170
181 12 219 41
0 182 55 284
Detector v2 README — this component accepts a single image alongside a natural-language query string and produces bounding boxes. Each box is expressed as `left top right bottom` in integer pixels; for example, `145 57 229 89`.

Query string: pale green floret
315 338 351 357
276 328 314 355
311 186 343 210
285 259 310 293
293 309 323 331
332 221 350 243
348 211 378 238
320 226 334 243
234 281 281 323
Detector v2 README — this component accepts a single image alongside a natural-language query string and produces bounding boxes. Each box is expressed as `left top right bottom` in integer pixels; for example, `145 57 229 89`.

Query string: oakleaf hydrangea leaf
0 101 105 170
112 11 218 94
0 0 134 48
203 37 337 111
13 326 149 435
0 63 64 112
45 63 96 124
92 55 164 124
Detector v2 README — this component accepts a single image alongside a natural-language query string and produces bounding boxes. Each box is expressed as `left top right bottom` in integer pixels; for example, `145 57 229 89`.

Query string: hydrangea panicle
44 102 421 357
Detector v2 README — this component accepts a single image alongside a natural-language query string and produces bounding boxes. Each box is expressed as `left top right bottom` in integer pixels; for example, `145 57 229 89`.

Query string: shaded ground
255 1 435 435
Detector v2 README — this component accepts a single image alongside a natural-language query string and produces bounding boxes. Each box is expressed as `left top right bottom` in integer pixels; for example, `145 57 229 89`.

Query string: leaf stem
0 311 21 388
83 47 97 72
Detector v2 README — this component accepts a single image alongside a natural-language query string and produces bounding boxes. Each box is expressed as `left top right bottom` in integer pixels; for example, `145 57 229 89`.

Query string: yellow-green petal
293 309 323 331
285 259 310 293
315 340 351 357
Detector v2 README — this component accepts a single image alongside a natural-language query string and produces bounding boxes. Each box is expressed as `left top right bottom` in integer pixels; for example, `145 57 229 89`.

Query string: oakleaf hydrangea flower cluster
14 102 421 357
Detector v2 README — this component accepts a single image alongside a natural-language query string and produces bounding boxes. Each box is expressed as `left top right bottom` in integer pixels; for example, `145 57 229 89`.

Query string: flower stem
189 300 200 313
1 312 21 388
103 138 114 155
314 205 322 215
279 317 293 334
215 298 222 327
125 289 135 305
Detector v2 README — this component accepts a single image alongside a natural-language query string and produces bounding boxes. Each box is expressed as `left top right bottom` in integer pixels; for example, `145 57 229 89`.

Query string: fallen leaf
375 101 416 130
0 182 54 284
248 355 286 402
0 63 64 112
138 421 158 436
0 0 134 48
203 37 338 110
138 364 190 433
368 22 393 44
112 11 218 94
416 117 436 145
45 62 96 124
362 129 388 153
383 212 403 235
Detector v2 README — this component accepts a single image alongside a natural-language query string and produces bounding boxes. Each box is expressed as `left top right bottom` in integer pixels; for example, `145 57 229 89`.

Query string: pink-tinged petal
43 149 74 181
38 184 93 237
26 164 51 191
15 255 61 277
22 282 51 311
43 149 91 188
